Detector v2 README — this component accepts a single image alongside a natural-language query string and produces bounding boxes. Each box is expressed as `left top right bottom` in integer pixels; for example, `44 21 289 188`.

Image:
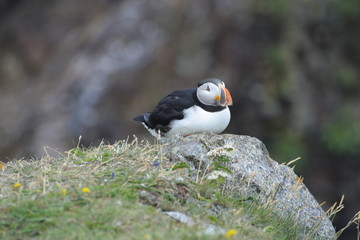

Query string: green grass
0 138 357 239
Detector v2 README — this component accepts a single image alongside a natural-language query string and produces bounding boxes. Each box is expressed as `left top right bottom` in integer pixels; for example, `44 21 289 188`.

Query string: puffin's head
196 78 233 107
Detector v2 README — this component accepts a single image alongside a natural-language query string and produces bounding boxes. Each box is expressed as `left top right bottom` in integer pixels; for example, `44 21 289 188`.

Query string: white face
196 82 222 106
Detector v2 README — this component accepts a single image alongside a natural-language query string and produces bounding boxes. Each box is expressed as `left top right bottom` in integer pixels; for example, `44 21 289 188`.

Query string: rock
164 211 225 235
163 132 336 239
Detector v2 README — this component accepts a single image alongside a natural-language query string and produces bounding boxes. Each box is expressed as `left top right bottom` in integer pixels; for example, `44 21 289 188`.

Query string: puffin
134 78 233 138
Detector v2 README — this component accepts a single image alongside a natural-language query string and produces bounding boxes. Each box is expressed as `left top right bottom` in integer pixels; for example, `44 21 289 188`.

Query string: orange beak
224 86 233 106
219 85 233 106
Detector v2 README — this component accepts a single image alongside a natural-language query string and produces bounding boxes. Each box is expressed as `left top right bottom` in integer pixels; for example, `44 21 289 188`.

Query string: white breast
166 106 231 137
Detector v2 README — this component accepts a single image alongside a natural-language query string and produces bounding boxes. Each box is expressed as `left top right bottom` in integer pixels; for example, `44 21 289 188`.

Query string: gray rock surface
165 211 225 235
164 132 336 239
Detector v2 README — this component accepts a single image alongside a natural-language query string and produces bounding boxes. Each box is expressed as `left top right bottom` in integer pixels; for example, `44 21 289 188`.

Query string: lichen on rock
163 132 336 239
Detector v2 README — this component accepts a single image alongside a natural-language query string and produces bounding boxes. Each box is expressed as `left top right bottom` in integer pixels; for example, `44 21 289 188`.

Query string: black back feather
134 87 225 134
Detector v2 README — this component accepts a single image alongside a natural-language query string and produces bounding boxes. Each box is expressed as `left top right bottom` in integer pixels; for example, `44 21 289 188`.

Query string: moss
0 138 341 239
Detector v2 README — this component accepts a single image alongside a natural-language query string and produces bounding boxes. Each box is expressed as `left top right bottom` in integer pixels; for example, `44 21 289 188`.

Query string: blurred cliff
0 0 359 238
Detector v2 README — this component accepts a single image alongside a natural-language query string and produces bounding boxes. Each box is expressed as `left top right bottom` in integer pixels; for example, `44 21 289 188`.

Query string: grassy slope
0 139 343 240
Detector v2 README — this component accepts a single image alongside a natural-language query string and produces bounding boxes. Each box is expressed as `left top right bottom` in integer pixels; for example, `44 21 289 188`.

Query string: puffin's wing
134 89 195 131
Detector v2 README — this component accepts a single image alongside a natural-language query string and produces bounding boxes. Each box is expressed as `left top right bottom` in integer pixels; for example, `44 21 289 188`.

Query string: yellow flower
143 234 151 240
14 183 22 189
82 187 91 193
61 189 67 196
226 229 238 239
0 161 4 170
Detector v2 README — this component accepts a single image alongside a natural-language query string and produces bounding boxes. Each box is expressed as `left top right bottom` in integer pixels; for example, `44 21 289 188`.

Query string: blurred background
0 0 359 238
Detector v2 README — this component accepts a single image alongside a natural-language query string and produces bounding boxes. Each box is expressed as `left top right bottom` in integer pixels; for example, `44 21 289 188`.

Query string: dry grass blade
0 137 358 240
286 157 302 166
336 211 360 239
326 195 345 221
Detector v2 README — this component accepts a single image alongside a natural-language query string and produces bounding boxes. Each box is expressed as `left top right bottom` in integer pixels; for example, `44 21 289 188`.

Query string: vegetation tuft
0 138 358 239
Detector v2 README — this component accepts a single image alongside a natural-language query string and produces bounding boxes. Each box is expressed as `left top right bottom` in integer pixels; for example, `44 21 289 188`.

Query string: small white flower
177 177 185 182
207 171 231 180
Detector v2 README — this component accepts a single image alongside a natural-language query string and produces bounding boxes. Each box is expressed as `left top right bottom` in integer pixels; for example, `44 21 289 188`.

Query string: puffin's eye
206 85 210 91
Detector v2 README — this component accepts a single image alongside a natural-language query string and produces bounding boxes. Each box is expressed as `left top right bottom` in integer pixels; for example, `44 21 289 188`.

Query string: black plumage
134 88 225 135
